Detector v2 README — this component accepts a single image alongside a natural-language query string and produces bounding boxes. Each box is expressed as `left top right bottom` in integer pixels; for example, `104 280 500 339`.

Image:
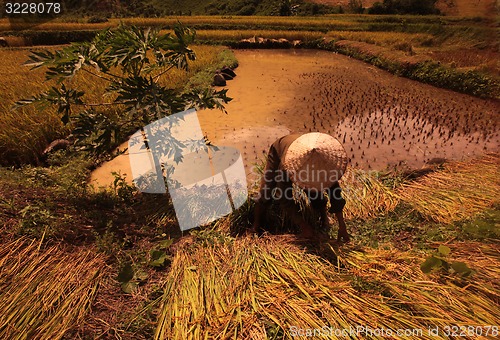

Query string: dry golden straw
0 238 104 340
154 236 499 339
340 168 400 220
397 154 499 223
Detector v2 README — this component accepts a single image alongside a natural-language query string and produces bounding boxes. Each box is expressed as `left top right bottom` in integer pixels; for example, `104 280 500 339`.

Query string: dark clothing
257 133 346 213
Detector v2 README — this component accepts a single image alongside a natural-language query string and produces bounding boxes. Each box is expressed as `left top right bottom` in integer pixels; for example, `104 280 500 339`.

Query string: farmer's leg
251 201 267 233
309 190 329 230
309 190 332 242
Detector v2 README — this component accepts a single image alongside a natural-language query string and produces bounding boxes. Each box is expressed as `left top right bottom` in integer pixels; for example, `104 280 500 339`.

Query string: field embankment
2 15 497 98
328 39 499 98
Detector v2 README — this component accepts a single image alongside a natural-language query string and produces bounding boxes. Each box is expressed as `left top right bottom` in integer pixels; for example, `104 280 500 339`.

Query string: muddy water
90 49 499 188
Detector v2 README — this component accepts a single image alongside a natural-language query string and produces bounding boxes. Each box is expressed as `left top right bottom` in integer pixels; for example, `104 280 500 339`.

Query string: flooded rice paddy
90 49 499 187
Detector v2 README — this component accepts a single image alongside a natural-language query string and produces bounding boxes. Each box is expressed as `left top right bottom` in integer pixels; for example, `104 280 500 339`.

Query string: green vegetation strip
0 238 105 340
325 40 499 99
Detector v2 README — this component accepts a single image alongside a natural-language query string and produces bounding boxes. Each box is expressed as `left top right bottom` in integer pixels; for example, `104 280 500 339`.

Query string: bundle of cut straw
154 235 499 339
397 154 499 223
0 238 104 340
339 168 400 220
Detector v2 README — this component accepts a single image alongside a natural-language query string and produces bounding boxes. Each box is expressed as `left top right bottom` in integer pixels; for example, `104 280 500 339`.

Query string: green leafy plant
17 204 56 239
17 23 231 157
149 238 173 268
420 245 473 277
117 262 148 294
112 171 137 203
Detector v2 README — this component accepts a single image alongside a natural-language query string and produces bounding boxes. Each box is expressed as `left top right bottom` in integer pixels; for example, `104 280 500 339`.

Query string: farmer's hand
335 211 350 243
246 225 257 235
337 230 351 243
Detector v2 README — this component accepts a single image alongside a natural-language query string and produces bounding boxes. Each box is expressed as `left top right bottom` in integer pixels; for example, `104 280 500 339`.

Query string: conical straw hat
282 132 348 190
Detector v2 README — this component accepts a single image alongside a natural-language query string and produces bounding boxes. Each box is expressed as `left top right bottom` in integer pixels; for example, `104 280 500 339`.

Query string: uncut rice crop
397 154 499 223
154 235 499 340
0 44 229 165
110 16 358 31
0 48 65 165
0 16 358 32
0 238 105 340
326 31 435 48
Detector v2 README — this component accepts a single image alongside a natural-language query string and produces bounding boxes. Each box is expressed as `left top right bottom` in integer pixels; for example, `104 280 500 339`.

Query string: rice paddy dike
0 15 499 340
1 15 498 98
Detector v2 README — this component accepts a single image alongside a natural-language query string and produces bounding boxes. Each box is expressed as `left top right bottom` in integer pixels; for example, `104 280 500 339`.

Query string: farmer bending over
251 132 350 242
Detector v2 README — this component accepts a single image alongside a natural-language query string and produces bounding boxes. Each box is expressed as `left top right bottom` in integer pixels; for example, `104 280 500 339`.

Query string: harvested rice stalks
155 235 499 339
397 154 499 223
0 238 104 340
340 168 400 220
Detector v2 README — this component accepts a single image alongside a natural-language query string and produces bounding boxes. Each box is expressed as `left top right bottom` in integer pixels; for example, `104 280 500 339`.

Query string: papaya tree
17 24 231 157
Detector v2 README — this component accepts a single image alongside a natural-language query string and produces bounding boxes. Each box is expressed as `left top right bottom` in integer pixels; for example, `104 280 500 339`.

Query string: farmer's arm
328 182 350 242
